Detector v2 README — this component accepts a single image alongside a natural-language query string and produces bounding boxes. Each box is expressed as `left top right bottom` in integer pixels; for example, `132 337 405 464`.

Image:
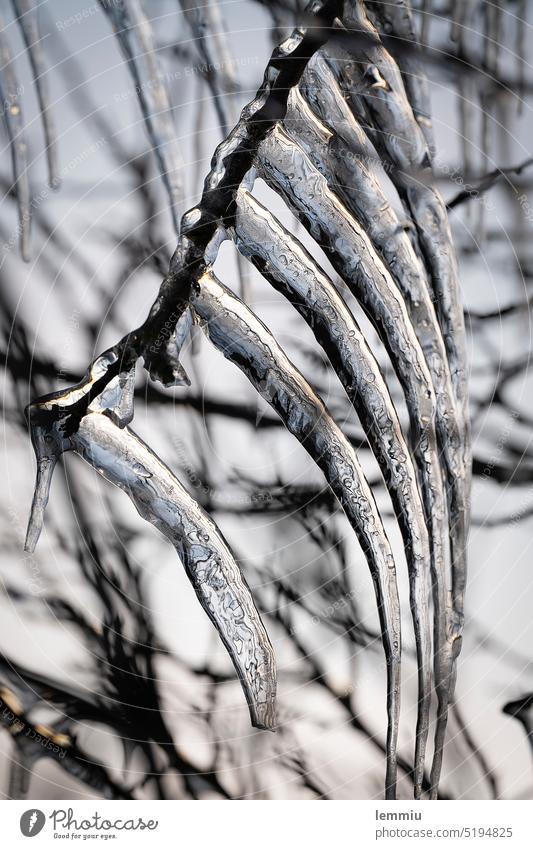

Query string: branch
447 158 533 210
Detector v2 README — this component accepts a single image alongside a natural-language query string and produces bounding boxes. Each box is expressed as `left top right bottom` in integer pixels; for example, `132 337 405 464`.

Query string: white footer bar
2 799 532 848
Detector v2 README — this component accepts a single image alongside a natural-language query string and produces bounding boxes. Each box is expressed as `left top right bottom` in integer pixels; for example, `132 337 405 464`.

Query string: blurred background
1 0 532 800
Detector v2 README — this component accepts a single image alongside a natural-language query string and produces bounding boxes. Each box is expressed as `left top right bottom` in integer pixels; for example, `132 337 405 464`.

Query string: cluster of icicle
14 0 471 799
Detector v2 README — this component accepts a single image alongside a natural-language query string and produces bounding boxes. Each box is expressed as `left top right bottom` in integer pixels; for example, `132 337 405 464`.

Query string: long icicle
178 0 229 135
11 0 60 188
0 14 31 261
256 124 442 795
332 4 471 498
328 7 470 793
288 62 468 791
99 0 183 232
364 0 435 153
74 411 276 730
233 187 435 796
192 270 402 799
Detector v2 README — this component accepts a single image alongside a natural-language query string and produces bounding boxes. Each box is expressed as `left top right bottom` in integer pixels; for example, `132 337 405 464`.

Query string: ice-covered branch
19 0 474 799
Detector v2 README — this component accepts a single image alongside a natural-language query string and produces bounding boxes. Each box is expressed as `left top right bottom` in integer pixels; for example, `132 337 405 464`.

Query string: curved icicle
295 56 465 493
0 15 31 261
25 396 276 731
12 0 60 188
256 125 444 795
191 270 402 799
100 0 183 232
325 10 470 792
288 62 468 792
233 187 436 789
73 411 277 730
331 3 471 501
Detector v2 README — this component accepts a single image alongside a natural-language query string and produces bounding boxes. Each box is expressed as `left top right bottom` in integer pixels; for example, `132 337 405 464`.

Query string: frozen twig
20 0 472 799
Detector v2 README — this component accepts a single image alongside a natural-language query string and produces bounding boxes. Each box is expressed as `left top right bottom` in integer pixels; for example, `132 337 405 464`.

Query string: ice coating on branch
143 305 193 388
24 353 131 552
192 270 402 798
19 0 471 799
88 368 136 426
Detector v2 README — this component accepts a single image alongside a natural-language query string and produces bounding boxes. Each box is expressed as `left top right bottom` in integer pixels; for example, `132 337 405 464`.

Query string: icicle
516 0 526 115
0 15 31 261
100 0 183 232
458 75 475 187
292 62 470 790
420 0 431 46
25 442 60 554
72 410 276 730
256 124 446 795
192 270 402 799
326 29 471 748
178 0 229 135
11 0 60 188
233 187 436 797
142 305 193 387
206 0 239 96
450 0 463 45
